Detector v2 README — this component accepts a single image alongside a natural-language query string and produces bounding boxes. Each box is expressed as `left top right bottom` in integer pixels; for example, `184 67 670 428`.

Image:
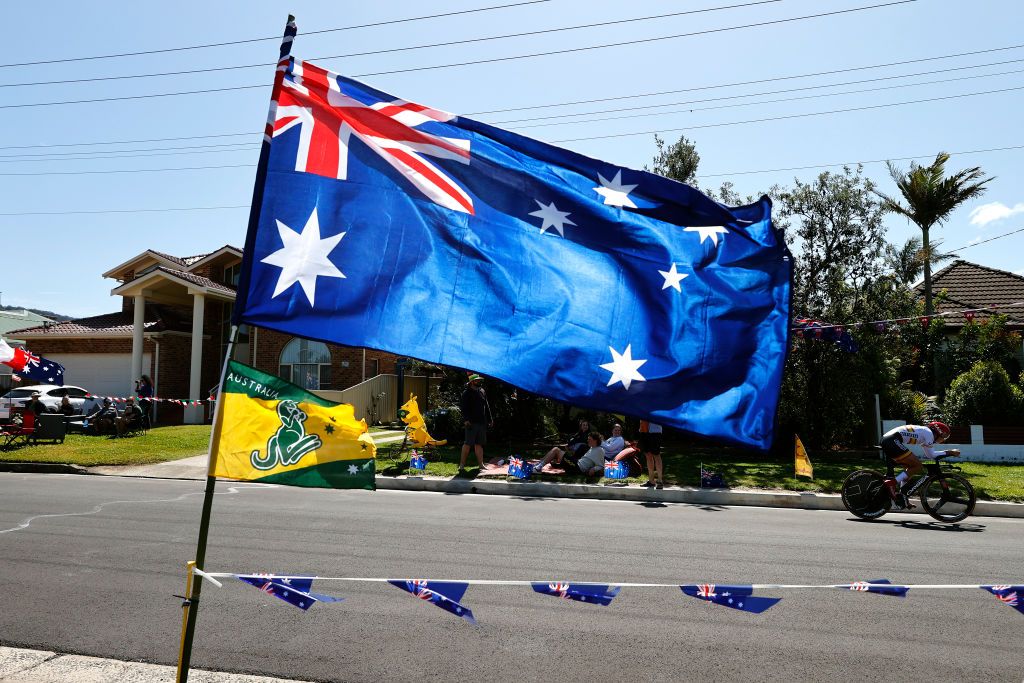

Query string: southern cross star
684 225 729 246
261 207 346 306
347 464 359 475
529 200 576 237
600 344 647 391
593 171 638 209
658 263 689 292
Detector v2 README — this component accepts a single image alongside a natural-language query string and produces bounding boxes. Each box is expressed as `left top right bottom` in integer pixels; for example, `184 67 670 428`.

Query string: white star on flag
529 200 576 237
593 171 638 208
684 225 729 246
658 263 689 292
261 207 346 306
600 344 647 391
347 464 359 475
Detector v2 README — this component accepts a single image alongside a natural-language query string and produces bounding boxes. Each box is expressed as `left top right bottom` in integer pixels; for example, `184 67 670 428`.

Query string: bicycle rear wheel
920 473 975 523
841 469 891 520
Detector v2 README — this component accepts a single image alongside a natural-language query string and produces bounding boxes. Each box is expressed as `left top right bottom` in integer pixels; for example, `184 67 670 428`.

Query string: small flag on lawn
981 585 1024 615
679 584 781 613
603 460 628 479
508 456 533 479
210 360 375 489
237 574 345 610
844 579 908 597
700 465 727 488
794 434 813 479
532 582 621 606
410 450 428 471
389 580 476 624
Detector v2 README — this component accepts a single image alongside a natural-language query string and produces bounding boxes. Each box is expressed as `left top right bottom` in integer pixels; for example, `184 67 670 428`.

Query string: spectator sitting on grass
535 418 591 471
600 423 626 460
534 431 606 476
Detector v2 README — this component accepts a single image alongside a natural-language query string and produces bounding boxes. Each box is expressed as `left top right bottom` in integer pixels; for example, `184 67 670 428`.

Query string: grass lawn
374 441 1024 503
0 425 212 467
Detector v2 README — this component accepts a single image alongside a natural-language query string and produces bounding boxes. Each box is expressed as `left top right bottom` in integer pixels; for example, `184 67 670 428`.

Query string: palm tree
876 152 991 314
884 236 958 286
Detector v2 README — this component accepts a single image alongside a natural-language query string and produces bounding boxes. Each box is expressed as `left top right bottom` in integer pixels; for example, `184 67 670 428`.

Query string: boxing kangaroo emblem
251 400 322 470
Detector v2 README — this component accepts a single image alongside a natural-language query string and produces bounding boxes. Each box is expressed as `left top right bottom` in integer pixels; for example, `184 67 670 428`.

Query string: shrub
943 361 1024 426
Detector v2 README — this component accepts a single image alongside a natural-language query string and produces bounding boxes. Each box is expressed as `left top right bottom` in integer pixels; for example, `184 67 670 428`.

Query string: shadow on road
848 518 986 532
635 501 729 511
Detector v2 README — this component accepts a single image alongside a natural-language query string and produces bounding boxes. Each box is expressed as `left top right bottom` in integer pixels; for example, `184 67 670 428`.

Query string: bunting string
790 300 1024 333
198 574 1016 590
192 572 1023 619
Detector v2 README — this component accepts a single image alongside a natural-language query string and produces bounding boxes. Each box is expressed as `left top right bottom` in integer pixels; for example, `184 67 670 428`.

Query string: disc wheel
841 469 891 520
920 473 976 523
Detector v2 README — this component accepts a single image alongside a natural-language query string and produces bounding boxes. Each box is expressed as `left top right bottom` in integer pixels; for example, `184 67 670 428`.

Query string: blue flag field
235 57 792 449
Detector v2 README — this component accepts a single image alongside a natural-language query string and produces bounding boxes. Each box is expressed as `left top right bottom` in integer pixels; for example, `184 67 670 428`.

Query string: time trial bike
841 450 976 523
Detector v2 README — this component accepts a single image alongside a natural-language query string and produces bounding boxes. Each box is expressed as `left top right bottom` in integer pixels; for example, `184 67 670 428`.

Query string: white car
0 385 103 420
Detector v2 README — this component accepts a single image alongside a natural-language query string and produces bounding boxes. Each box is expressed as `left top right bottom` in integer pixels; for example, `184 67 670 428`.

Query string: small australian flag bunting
680 584 781 613
388 580 476 625
236 574 345 610
981 585 1024 615
844 579 908 597
410 452 428 470
531 582 621 606
235 54 792 450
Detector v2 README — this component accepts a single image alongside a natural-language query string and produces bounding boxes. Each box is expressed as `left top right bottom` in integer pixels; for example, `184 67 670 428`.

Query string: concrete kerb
378 475 1024 519
2 460 1022 519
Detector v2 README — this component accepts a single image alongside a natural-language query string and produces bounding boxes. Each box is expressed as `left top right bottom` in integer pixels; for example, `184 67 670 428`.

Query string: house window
279 338 332 390
223 263 241 287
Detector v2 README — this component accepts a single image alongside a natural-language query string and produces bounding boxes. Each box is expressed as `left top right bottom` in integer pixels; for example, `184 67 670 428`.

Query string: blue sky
2 0 1022 317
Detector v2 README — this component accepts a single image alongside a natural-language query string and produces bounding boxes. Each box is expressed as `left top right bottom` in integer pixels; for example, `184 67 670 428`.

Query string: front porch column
187 293 206 424
130 295 145 394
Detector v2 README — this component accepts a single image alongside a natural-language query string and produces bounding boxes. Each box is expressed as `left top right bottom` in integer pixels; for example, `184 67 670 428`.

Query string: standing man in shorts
459 374 493 473
638 420 664 489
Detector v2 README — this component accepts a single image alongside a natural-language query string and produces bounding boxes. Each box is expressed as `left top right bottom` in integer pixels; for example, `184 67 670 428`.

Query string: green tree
647 134 700 185
884 235 958 286
775 167 916 448
935 315 1023 389
944 360 1024 426
875 153 991 315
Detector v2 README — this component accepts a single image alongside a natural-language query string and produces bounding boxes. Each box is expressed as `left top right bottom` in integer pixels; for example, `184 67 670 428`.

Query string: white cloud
969 201 1024 227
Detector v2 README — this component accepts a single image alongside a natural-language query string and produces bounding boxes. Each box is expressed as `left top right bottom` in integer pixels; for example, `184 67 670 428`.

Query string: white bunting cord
199 574 1009 591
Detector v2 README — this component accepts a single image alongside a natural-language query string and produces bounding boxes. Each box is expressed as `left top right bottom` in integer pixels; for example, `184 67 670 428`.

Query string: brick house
10 246 399 424
916 259 1024 366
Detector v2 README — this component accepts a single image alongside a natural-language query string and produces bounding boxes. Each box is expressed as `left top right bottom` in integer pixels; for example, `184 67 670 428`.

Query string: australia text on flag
235 56 792 449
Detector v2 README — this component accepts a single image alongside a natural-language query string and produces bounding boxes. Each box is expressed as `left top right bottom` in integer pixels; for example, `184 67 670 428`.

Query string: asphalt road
0 473 1021 682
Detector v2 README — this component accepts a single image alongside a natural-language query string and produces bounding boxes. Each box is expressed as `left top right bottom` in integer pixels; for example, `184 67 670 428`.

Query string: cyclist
880 421 960 508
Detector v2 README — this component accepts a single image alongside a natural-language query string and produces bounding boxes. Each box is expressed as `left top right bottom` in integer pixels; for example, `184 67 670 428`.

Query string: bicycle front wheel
841 469 891 520
920 473 976 523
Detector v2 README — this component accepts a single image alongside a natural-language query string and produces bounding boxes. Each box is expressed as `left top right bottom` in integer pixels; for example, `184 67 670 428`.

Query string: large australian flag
235 56 792 449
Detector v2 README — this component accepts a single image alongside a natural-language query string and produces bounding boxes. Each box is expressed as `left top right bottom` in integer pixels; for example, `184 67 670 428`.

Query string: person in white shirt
534 432 606 476
600 424 626 460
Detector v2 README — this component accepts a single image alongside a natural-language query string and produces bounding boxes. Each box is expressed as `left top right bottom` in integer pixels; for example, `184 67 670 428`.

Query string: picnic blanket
476 459 567 477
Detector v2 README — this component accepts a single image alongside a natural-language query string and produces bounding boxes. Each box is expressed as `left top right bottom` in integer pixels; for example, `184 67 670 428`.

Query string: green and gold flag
210 360 375 490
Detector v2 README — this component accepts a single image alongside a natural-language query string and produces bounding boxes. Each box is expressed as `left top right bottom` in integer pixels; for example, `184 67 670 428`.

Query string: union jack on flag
697 584 717 598
981 585 1024 615
270 57 473 214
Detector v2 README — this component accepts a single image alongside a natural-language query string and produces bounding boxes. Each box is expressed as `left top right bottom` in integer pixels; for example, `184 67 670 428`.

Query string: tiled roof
148 250 188 267
916 260 1024 325
9 305 192 337
153 266 236 295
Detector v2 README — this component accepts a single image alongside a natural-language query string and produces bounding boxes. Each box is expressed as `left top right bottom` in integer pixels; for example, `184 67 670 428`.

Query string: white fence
314 374 430 424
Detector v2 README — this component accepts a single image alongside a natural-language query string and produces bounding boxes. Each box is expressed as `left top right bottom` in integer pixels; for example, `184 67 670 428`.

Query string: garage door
46 353 152 398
